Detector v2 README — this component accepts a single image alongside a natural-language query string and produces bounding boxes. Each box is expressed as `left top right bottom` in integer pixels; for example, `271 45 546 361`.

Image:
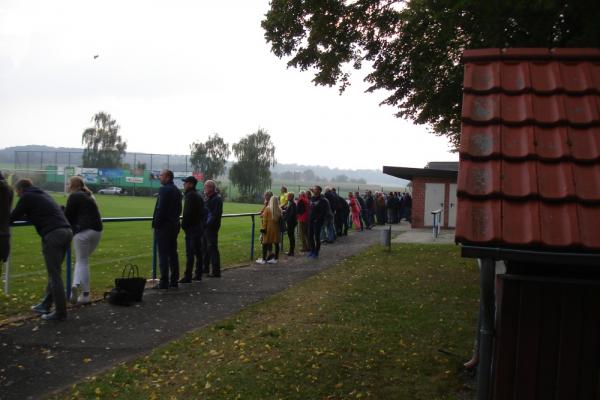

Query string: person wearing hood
10 179 72 321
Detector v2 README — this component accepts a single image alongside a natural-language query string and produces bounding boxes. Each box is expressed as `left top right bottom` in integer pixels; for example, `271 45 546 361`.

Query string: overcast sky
0 0 458 170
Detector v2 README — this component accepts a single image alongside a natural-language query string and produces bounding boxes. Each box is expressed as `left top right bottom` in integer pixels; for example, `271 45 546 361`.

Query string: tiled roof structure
455 48 600 250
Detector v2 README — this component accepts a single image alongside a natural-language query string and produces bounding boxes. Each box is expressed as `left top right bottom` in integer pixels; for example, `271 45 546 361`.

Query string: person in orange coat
257 196 281 264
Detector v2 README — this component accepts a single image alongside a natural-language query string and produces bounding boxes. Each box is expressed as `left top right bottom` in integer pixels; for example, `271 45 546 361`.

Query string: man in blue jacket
152 170 183 289
10 179 72 321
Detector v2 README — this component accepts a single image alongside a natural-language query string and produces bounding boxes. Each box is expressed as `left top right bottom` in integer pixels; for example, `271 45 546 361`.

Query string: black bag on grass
115 263 146 302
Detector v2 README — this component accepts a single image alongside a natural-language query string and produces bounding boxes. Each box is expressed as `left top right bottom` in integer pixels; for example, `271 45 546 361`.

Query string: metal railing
2 213 260 295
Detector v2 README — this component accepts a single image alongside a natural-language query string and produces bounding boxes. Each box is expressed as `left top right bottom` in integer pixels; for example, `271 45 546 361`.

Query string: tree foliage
228 128 276 201
190 134 231 180
262 0 600 148
81 112 127 168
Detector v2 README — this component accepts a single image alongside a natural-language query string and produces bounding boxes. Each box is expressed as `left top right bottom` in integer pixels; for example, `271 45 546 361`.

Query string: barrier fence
2 213 260 295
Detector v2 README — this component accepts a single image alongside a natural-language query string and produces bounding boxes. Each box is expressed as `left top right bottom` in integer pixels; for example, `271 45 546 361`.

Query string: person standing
203 180 223 277
308 185 327 258
152 169 183 289
348 192 363 231
336 191 350 236
283 192 297 256
179 176 205 283
364 190 375 228
64 176 102 304
355 191 369 230
279 186 288 206
0 172 13 265
296 191 310 252
257 196 281 264
10 179 72 321
323 188 337 243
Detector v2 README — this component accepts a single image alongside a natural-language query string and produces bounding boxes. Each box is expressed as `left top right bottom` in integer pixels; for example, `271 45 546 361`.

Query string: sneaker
77 294 91 305
256 258 266 264
41 311 66 321
267 258 278 264
70 285 80 305
178 277 192 284
31 303 51 314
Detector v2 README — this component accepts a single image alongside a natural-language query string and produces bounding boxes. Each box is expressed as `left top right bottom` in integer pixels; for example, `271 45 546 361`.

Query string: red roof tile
569 127 600 161
457 48 600 251
502 201 541 245
535 127 569 160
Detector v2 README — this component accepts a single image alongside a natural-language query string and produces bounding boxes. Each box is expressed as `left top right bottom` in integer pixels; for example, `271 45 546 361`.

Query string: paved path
0 227 389 400
0 223 455 399
391 223 456 244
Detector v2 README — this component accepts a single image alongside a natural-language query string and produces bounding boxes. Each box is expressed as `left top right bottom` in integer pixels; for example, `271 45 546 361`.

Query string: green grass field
1 194 265 321
53 243 478 399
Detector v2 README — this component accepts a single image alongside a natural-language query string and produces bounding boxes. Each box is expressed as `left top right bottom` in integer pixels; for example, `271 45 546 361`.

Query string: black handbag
115 263 146 302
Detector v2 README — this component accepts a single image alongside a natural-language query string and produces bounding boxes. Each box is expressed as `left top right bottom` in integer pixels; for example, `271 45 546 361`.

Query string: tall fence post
66 245 72 299
250 215 255 261
3 228 12 294
152 230 157 279
3 259 9 294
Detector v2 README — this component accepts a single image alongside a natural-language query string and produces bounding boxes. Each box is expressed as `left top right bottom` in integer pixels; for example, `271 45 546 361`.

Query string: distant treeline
0 145 407 186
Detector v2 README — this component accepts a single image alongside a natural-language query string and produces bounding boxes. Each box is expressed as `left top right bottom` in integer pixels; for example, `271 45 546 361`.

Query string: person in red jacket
296 191 310 252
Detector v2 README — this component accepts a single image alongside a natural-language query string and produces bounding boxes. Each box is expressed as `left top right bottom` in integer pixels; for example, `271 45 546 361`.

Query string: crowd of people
256 186 412 263
0 170 410 322
0 170 224 321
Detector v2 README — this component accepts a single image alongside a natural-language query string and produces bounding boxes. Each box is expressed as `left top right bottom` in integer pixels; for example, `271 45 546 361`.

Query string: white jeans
72 229 102 292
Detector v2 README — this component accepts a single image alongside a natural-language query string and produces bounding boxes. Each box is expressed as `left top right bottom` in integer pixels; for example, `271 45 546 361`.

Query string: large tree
228 128 276 201
262 0 600 148
81 112 127 168
189 134 231 180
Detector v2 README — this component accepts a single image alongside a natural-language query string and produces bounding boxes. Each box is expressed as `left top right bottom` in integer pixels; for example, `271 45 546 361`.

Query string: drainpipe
476 258 496 400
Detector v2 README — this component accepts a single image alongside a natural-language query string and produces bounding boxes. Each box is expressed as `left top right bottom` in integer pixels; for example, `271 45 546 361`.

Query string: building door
448 183 457 228
424 183 445 226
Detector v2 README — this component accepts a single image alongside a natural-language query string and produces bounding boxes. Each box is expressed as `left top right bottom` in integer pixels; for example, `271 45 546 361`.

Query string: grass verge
54 243 479 400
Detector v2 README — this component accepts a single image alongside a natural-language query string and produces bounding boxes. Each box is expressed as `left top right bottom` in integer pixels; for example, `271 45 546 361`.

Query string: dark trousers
40 227 72 316
156 226 180 286
287 223 296 254
308 221 323 256
203 228 221 276
262 243 280 260
360 210 369 229
184 227 203 280
334 212 344 236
